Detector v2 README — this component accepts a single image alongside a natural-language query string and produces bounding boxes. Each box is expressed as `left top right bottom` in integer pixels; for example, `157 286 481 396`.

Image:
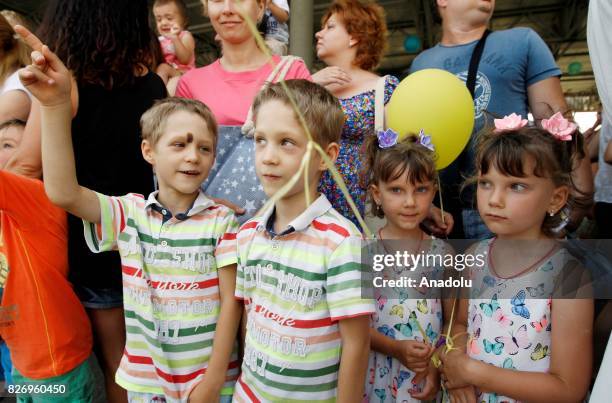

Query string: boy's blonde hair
252 79 345 146
140 97 218 147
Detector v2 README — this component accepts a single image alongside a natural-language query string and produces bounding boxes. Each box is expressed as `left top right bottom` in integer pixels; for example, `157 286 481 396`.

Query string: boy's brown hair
140 97 218 148
251 79 345 146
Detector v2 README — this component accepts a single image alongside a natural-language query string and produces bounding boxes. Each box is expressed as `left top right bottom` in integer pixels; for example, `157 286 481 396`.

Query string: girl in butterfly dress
439 113 594 403
363 131 453 402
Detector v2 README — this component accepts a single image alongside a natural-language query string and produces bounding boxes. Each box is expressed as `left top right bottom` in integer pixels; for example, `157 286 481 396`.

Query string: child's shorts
11 355 95 402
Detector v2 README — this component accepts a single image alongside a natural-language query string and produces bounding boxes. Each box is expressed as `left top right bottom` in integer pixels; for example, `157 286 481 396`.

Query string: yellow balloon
387 69 474 170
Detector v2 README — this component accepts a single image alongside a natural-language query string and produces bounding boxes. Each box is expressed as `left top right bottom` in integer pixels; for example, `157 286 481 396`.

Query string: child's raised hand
395 340 433 373
14 25 71 107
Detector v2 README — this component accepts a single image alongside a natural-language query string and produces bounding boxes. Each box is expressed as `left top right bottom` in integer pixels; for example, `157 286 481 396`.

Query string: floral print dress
318 75 400 228
366 238 450 403
467 239 572 403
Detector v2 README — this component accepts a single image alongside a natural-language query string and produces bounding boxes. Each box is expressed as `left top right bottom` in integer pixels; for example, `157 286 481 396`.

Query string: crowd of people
0 0 610 402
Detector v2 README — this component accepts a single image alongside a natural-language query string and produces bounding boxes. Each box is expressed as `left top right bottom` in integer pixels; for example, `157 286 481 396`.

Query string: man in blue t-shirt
410 0 592 239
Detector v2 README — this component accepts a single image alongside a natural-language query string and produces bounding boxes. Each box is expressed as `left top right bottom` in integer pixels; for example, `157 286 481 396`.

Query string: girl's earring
548 210 555 217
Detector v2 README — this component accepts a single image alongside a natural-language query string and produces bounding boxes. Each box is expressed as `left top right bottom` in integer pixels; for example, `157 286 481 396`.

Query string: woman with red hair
313 0 399 227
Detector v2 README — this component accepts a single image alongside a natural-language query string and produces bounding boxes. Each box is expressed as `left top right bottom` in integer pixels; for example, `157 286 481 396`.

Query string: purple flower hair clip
418 129 435 152
377 128 399 149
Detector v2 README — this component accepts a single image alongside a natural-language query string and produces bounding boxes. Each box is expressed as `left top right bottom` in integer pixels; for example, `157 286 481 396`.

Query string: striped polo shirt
233 195 375 402
83 191 239 402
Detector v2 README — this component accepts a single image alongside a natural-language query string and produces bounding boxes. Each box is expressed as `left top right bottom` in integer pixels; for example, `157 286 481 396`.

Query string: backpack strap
374 75 388 134
466 29 491 99
241 56 302 137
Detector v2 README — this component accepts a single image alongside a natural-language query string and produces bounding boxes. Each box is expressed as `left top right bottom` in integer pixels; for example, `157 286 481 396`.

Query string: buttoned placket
155 208 174 250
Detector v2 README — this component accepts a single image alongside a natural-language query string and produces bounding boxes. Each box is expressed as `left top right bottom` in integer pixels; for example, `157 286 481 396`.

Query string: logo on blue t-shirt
456 71 491 120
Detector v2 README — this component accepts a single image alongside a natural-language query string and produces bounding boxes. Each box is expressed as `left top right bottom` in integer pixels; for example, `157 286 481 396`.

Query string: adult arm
528 77 594 214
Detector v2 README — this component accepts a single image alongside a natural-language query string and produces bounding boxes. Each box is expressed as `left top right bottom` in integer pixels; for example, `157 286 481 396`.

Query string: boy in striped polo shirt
233 80 375 402
20 38 242 403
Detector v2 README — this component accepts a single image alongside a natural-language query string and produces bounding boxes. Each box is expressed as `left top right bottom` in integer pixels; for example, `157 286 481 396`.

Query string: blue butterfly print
480 294 500 317
426 323 438 342
398 290 409 304
502 357 516 370
377 325 396 339
394 323 414 337
483 339 504 355
511 290 530 319
379 366 389 378
397 370 410 388
374 388 386 402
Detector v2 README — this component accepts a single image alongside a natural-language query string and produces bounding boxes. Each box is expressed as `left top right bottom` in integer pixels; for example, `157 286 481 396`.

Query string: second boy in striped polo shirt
233 80 375 402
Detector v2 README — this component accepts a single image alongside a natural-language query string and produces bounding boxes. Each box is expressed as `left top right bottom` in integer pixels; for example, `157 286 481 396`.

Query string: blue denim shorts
462 209 494 240
74 285 123 310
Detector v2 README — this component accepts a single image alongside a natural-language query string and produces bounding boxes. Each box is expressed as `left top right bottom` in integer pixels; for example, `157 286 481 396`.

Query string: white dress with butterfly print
365 238 452 403
467 239 572 403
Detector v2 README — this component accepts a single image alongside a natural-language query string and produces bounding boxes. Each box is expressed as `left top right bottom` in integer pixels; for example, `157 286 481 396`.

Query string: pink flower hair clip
494 113 528 133
541 112 577 141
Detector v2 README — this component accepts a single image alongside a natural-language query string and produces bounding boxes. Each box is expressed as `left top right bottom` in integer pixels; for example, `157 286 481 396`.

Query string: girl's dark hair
37 0 158 89
472 124 588 237
363 134 437 218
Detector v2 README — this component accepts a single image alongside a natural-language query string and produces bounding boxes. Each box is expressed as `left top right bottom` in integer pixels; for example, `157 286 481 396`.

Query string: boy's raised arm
15 25 100 223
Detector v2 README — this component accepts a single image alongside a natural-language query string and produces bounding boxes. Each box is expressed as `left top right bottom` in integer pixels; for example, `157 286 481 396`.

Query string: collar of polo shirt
257 194 333 235
145 190 215 221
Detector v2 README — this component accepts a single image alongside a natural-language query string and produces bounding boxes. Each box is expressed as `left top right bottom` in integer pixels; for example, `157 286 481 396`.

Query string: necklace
378 228 426 274
488 238 558 280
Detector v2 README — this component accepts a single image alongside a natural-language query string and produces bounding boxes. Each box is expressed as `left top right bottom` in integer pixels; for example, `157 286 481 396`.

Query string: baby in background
153 0 196 95
264 0 290 55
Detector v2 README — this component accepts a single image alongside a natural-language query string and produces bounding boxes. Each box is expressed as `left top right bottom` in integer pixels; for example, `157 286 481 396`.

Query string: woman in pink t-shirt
176 0 310 222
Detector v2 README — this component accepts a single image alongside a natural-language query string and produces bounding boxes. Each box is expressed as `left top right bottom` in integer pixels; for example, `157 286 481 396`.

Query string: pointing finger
14 25 44 52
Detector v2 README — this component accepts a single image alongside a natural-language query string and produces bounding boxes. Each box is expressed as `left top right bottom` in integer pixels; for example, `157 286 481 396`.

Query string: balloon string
437 172 446 228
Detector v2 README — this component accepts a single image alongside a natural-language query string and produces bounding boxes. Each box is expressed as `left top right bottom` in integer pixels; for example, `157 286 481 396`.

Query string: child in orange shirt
0 112 94 401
